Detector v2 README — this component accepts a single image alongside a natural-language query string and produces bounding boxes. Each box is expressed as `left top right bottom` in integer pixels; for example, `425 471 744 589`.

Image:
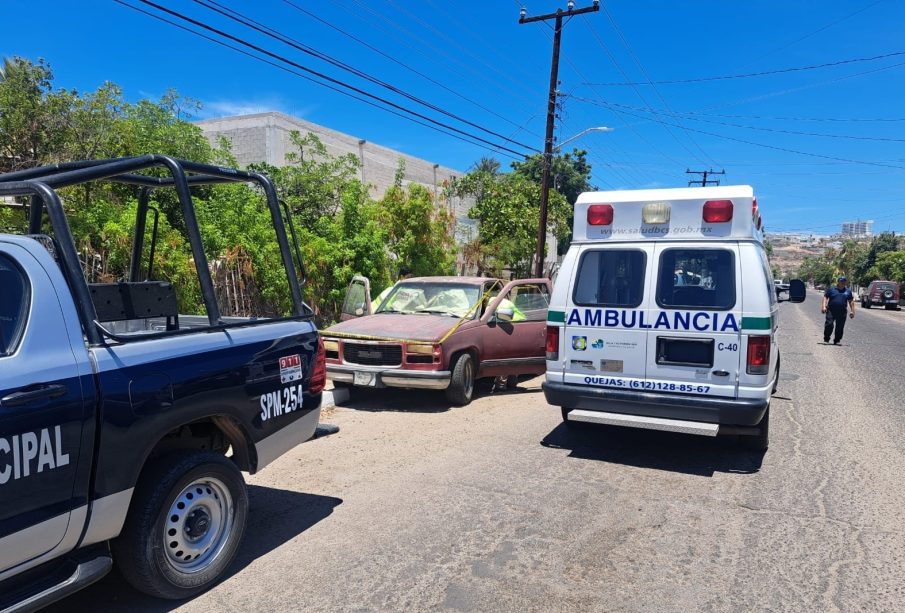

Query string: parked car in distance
861 280 900 310
323 276 552 405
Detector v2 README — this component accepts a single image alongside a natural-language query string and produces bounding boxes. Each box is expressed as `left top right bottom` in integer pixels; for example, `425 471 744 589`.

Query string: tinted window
0 254 29 355
657 249 735 310
573 250 646 308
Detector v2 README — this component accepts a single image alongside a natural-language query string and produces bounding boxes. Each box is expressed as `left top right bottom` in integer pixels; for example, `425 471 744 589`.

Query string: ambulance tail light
703 200 733 223
546 326 560 361
309 336 327 394
746 335 770 375
587 204 614 226
642 202 671 224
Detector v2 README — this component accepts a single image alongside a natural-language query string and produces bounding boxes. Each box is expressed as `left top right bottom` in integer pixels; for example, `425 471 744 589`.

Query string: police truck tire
742 408 769 452
446 353 475 406
113 450 248 600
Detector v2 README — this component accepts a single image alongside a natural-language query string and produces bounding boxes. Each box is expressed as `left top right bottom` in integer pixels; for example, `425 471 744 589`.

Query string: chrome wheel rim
162 477 234 573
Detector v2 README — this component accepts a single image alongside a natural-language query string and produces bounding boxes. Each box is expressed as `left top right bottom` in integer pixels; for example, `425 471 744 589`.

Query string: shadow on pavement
45 486 342 613
541 422 765 477
340 381 541 413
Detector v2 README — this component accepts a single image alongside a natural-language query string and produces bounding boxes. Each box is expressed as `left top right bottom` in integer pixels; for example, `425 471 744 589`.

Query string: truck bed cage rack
0 155 310 346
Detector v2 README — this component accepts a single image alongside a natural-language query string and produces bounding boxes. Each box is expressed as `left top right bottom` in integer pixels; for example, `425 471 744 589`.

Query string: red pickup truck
323 276 552 405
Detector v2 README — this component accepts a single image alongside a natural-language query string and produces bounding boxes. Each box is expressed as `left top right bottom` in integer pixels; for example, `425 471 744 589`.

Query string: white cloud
196 98 317 120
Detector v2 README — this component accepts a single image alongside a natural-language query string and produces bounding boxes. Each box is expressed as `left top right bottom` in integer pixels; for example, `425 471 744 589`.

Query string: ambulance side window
657 249 735 310
572 250 646 308
0 254 30 356
758 249 778 307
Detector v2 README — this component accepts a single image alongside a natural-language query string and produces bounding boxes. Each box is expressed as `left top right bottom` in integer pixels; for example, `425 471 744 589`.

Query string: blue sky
4 0 904 234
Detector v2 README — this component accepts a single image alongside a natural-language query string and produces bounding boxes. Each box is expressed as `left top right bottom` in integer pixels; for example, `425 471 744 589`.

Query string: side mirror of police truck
787 279 806 303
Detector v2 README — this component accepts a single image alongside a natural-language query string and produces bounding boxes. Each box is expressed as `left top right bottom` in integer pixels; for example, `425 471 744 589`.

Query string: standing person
372 266 412 311
821 276 855 345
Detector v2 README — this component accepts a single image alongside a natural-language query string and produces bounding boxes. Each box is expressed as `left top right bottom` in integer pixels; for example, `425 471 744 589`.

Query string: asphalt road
54 294 905 612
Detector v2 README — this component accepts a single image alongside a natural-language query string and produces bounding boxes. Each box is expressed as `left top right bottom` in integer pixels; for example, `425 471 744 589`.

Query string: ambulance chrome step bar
565 409 719 437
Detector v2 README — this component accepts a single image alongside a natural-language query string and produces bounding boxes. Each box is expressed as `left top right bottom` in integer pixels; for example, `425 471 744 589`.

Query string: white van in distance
543 185 806 450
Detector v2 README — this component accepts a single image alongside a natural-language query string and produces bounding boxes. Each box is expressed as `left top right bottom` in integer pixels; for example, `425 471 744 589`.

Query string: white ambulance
543 185 806 450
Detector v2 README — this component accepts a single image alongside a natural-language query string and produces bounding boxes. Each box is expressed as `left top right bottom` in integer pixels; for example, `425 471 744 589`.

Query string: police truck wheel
446 353 475 406
742 407 769 452
113 450 248 600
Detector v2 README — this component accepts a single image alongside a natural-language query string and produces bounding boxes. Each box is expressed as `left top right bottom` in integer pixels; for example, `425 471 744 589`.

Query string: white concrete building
196 112 556 274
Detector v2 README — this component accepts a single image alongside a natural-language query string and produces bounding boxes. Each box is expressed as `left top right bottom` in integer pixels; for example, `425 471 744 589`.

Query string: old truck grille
343 343 402 366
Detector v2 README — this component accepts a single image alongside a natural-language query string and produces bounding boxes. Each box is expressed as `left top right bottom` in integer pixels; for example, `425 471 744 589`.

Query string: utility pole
686 168 725 187
520 1 600 278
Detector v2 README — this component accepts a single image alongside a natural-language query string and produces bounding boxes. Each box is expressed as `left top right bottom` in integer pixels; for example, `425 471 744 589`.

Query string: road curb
322 387 350 409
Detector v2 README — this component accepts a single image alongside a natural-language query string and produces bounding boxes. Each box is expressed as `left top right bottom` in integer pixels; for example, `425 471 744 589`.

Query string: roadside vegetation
796 232 905 294
0 57 591 325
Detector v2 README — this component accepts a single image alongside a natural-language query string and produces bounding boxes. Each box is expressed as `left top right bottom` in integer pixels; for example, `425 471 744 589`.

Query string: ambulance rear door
644 243 742 398
561 245 653 390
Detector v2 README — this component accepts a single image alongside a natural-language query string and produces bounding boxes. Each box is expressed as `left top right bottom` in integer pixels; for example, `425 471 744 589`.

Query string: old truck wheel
742 407 770 452
113 450 248 599
446 353 475 406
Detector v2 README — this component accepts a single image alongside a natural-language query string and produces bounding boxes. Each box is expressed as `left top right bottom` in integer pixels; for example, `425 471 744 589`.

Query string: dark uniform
823 285 853 343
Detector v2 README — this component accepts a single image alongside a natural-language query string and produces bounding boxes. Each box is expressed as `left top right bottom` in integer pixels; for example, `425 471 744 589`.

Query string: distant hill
767 234 834 277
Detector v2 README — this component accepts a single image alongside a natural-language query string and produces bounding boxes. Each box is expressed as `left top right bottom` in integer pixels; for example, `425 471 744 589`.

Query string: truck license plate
353 372 376 386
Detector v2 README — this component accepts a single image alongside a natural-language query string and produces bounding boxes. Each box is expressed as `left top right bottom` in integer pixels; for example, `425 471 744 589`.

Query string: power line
511 0 677 185
194 0 536 151
112 0 527 159
279 0 542 140
579 11 709 168
585 102 905 170
344 0 542 109
582 48 905 86
124 0 534 158
570 98 905 143
597 1 719 168
741 0 885 68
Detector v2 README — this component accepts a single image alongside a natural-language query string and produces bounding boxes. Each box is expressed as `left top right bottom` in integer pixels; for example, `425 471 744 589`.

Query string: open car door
340 275 372 321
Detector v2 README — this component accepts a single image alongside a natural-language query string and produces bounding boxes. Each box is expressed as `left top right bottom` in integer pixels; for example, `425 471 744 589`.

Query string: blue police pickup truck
0 157 325 610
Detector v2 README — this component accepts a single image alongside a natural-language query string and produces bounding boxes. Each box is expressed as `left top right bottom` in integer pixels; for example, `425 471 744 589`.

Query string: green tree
453 170 569 277
249 131 362 232
0 57 72 172
378 162 456 277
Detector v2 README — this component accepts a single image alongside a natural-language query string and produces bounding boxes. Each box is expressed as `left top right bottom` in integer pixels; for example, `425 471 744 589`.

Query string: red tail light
746 335 770 375
545 326 560 360
703 200 733 223
587 204 614 226
309 336 327 394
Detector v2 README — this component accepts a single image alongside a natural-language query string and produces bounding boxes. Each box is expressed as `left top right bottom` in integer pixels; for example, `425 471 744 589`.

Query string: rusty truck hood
323 313 465 342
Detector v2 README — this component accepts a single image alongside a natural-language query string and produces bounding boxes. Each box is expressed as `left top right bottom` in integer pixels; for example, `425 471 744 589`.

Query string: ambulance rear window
657 249 735 310
573 250 646 308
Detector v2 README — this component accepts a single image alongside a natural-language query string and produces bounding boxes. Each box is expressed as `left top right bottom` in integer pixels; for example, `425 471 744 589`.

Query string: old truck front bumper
327 364 451 390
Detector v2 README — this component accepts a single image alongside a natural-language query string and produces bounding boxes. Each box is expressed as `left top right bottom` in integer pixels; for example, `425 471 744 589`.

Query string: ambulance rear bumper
543 381 768 427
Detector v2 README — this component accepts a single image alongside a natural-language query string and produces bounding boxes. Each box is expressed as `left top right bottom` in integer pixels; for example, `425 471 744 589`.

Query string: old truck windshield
377 282 481 318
